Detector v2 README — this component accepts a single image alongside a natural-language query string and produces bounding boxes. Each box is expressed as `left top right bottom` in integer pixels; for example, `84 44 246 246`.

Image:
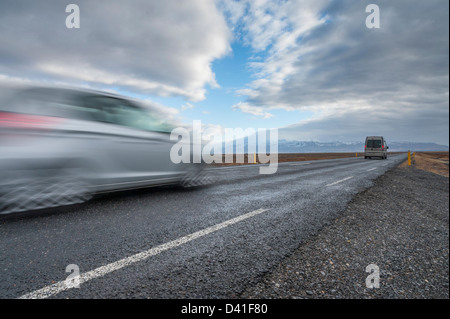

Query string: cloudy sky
0 0 448 145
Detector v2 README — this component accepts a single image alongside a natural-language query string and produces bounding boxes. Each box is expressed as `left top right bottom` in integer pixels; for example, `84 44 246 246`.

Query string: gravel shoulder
241 163 449 299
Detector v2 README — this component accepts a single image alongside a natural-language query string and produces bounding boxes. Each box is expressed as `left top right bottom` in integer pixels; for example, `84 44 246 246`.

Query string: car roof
19 85 127 100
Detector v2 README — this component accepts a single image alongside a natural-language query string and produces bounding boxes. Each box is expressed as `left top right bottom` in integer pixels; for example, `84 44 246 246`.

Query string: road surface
0 154 407 299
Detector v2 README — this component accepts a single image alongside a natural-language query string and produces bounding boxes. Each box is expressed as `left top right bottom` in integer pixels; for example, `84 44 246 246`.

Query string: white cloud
181 102 195 111
221 0 449 145
0 0 232 101
220 0 331 113
38 62 206 100
232 102 274 119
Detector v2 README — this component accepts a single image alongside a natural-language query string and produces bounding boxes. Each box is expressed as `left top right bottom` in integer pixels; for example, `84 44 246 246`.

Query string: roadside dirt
212 152 403 167
400 152 449 177
241 158 449 299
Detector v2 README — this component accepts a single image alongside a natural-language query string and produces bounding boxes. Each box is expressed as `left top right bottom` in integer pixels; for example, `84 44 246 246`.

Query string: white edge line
326 176 354 187
367 167 377 171
18 208 269 299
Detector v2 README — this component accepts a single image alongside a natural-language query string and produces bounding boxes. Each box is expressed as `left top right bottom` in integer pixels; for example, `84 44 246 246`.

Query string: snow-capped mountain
218 138 449 153
276 140 449 153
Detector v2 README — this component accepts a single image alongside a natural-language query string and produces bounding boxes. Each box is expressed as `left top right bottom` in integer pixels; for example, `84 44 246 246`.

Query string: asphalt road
0 154 407 299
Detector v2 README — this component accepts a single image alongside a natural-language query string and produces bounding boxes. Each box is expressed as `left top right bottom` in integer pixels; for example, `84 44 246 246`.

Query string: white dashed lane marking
326 176 354 187
19 208 269 299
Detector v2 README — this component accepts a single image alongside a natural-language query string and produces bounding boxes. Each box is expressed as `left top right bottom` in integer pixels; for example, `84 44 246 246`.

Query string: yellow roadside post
356 152 358 157
254 153 257 164
408 150 411 166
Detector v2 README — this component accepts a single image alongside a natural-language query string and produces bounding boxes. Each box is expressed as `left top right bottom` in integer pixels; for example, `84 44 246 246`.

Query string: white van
365 136 388 159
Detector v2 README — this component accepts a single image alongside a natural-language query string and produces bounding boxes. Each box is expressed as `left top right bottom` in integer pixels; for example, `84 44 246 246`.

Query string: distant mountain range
276 140 449 153
217 139 449 153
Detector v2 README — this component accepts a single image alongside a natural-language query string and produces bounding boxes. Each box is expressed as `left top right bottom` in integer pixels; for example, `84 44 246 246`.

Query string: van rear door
367 138 382 151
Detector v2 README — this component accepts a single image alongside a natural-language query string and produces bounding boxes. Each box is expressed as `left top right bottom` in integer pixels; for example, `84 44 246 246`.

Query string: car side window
5 89 92 120
83 95 172 133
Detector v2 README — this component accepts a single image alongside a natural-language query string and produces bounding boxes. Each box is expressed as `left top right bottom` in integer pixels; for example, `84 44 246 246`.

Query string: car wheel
180 166 216 188
0 170 92 215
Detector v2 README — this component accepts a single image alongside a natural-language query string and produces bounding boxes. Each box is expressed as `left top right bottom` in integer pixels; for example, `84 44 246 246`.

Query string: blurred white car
0 85 208 214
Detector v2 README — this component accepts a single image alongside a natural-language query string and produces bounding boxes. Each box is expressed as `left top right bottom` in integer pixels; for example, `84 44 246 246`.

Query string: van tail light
0 112 60 129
